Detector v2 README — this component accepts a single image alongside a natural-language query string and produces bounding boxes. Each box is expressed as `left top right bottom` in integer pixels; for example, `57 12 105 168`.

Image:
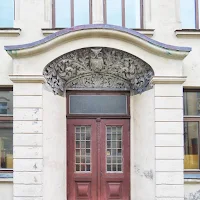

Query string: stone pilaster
152 76 186 200
10 75 45 200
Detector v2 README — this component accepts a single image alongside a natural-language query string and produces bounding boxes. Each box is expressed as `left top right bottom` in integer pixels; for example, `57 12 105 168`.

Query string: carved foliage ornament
43 47 154 95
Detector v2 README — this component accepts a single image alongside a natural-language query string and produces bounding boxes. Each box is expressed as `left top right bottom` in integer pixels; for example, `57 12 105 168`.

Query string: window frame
103 0 144 28
184 89 200 174
52 0 92 28
0 87 13 175
66 91 130 119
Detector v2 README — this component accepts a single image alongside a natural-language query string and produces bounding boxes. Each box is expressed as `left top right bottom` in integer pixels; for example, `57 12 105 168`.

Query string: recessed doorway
67 92 130 200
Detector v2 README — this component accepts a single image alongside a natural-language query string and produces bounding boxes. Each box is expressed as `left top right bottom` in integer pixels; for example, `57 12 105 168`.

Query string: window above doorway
67 92 130 118
180 0 200 29
0 0 14 28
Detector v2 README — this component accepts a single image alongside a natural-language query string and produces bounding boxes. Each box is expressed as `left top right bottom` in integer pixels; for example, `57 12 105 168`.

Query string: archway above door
43 47 154 96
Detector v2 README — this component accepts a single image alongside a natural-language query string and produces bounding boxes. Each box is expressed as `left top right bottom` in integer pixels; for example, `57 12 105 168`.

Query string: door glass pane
55 0 71 27
0 122 13 169
107 0 122 26
69 95 127 114
184 122 199 169
180 0 195 29
125 0 141 28
74 0 90 26
0 91 13 116
75 126 91 172
106 126 123 172
184 92 200 116
0 0 14 27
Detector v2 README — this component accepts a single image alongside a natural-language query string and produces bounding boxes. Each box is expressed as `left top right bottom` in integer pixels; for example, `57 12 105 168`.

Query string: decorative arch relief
43 47 154 96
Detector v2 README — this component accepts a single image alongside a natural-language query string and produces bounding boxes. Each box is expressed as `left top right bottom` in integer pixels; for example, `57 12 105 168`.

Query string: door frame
66 91 131 199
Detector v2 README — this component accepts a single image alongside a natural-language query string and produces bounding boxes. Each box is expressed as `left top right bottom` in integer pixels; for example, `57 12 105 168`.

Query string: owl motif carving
90 49 104 72
43 47 154 95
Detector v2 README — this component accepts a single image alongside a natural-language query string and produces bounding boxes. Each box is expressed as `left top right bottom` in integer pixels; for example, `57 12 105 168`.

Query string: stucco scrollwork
43 47 154 95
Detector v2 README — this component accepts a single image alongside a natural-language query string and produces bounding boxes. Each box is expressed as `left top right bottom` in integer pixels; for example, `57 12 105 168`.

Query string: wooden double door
67 119 130 200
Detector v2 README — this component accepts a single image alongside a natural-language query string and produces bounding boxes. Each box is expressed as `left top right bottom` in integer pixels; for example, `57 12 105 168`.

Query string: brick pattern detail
155 84 184 200
13 83 43 199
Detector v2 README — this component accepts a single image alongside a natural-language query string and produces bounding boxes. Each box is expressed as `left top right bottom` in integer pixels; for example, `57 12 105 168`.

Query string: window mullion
71 0 74 26
122 0 125 26
89 0 92 24
140 0 144 28
195 0 199 29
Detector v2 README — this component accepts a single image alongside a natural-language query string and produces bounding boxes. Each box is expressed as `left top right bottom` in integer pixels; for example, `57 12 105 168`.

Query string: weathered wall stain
134 165 154 180
185 190 200 200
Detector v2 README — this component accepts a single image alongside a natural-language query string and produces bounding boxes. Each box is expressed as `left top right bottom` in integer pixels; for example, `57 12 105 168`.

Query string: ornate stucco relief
43 47 154 96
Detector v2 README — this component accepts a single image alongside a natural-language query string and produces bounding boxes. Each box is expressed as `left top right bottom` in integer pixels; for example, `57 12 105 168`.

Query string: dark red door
67 119 130 200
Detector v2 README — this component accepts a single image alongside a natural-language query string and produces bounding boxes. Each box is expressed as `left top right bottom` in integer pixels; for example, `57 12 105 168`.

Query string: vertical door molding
96 118 101 200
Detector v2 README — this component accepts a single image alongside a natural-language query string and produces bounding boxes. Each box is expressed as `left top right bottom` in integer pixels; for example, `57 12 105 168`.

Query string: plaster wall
43 85 66 200
0 0 199 199
131 90 155 200
0 182 12 200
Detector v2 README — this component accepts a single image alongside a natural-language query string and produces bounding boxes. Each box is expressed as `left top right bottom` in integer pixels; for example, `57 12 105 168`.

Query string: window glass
107 126 123 172
0 122 13 169
69 95 127 115
184 122 199 169
184 92 200 116
180 0 196 29
125 0 141 28
55 0 71 27
0 0 14 28
107 0 122 26
0 91 13 116
74 0 90 26
75 126 91 172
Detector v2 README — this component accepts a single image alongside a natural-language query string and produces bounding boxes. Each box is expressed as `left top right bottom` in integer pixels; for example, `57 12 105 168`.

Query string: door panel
67 119 97 199
100 120 130 200
67 119 130 200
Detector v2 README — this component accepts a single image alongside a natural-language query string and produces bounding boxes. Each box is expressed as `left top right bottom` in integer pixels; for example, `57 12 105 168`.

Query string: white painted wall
131 89 155 200
0 182 13 200
43 84 66 200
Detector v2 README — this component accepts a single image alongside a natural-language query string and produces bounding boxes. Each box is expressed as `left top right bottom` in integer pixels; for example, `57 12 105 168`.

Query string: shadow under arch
43 47 154 96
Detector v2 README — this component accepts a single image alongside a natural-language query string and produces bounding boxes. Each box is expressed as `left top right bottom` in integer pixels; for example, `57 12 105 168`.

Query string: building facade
0 0 200 200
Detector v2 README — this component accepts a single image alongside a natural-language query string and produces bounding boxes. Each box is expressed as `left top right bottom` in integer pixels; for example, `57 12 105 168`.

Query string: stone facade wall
0 0 200 200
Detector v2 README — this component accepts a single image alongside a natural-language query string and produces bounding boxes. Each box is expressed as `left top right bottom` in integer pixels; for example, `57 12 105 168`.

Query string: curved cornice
4 24 191 59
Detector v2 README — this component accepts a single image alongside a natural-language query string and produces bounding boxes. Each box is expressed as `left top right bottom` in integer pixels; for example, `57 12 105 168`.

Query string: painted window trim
103 0 143 28
0 28 21 36
52 0 92 28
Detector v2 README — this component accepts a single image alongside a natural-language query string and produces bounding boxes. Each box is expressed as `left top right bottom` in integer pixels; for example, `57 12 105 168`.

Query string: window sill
0 178 13 183
0 173 13 182
42 28 155 37
175 29 200 37
0 28 21 36
185 179 200 184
